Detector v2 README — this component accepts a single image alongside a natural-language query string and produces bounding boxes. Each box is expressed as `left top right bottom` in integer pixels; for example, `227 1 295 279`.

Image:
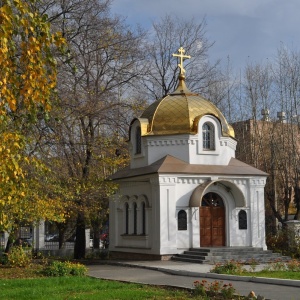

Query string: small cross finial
172 47 191 76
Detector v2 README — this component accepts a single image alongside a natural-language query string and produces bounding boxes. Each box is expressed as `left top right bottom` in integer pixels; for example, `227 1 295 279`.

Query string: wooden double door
200 192 225 247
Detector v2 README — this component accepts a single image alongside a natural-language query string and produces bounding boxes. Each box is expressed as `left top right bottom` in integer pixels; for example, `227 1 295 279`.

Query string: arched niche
177 210 187 231
189 180 246 208
238 210 247 230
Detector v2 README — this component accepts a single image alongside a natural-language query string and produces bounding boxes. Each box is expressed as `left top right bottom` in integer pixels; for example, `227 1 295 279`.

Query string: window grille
178 210 187 230
202 122 215 150
238 210 247 230
135 126 142 154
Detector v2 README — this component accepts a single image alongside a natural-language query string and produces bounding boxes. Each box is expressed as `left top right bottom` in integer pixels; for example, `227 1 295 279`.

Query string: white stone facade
109 114 268 258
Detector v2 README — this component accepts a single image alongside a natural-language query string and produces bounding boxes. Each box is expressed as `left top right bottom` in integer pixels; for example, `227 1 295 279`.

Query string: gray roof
110 155 268 180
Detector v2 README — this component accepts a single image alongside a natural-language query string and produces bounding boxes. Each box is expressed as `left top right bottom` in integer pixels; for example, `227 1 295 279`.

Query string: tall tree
34 0 145 258
0 0 65 249
137 15 220 101
233 46 300 233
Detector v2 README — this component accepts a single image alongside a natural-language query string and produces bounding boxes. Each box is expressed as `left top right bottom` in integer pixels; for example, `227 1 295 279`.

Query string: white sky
110 0 300 70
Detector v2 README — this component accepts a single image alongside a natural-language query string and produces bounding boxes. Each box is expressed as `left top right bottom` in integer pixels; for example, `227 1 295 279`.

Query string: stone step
183 250 276 257
172 256 205 264
181 253 280 259
171 247 291 264
188 247 266 253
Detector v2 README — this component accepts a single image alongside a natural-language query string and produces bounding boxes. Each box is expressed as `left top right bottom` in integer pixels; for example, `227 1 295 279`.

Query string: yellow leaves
0 4 12 17
8 97 17 111
0 136 67 231
0 1 67 232
0 46 8 54
0 78 7 85
54 36 66 47
0 0 60 116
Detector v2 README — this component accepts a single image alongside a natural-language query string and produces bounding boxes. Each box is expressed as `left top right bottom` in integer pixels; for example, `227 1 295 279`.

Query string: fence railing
43 241 75 250
0 237 5 251
0 238 97 251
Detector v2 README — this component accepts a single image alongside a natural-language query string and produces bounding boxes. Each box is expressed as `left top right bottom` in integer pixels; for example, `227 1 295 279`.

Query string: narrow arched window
238 210 247 230
202 122 215 150
125 203 129 234
142 202 146 235
133 202 137 234
135 126 141 154
178 210 187 230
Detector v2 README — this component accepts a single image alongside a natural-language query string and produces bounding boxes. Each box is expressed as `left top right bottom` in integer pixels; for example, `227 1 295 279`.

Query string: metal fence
43 241 75 250
0 236 5 251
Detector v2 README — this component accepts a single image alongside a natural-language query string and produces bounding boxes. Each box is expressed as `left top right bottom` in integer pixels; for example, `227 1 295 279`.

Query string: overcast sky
111 0 299 70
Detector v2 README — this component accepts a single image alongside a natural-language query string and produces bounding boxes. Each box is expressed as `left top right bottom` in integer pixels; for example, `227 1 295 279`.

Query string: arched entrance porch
189 180 246 248
200 192 225 246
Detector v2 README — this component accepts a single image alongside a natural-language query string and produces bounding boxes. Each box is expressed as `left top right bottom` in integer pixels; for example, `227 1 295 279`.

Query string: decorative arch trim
118 196 129 209
189 180 246 207
138 194 150 207
129 195 138 202
129 118 149 140
193 114 221 134
193 113 235 139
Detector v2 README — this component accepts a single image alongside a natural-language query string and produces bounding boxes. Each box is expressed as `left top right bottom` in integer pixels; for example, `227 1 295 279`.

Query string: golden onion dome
140 75 235 138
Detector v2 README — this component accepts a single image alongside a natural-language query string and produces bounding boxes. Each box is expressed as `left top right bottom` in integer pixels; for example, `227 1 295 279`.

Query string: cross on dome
172 47 191 76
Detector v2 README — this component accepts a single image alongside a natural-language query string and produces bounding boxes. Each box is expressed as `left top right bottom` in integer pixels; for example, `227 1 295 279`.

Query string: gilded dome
140 76 235 138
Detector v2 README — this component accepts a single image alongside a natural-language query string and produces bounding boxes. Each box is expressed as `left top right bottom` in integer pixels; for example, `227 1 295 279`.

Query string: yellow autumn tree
0 0 66 239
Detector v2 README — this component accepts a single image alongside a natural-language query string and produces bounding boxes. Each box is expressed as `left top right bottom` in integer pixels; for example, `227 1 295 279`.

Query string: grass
210 259 300 280
0 263 249 300
0 264 44 279
1 258 300 300
236 270 300 280
0 276 196 300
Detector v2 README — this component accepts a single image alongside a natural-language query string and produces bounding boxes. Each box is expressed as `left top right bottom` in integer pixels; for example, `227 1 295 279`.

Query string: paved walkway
87 260 300 300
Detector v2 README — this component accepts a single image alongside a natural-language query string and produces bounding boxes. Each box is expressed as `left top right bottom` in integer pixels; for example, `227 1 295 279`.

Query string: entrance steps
171 247 291 264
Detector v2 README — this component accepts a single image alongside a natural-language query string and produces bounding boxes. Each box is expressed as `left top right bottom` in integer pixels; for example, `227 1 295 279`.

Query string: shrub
86 249 109 260
193 279 237 299
221 283 236 299
208 280 223 294
266 228 300 258
210 260 244 274
269 259 286 271
42 261 87 277
7 245 32 268
266 231 288 254
193 280 207 297
0 253 8 265
286 259 300 272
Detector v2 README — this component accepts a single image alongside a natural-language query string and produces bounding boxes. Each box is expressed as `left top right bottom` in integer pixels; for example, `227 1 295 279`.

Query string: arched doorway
200 192 225 247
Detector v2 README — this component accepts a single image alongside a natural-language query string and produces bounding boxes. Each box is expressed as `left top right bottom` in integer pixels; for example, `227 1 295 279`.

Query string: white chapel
109 47 267 260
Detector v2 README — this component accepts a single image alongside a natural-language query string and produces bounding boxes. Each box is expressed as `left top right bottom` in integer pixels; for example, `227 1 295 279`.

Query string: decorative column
285 220 300 250
33 221 45 250
150 177 160 253
249 177 267 250
85 229 90 249
158 176 177 255
191 207 200 248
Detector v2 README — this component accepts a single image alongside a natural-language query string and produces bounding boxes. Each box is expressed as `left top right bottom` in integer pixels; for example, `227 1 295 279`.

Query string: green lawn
1 259 300 300
1 268 299 300
0 277 195 300
237 270 300 280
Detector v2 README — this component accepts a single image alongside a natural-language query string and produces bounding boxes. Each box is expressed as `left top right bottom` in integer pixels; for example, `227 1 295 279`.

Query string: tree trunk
74 211 86 259
92 219 101 249
57 224 66 249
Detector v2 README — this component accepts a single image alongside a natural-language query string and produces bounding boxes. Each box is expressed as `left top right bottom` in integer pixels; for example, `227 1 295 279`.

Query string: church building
109 47 267 260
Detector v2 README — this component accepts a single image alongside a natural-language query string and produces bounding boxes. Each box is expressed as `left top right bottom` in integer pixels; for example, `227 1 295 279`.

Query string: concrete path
87 260 300 300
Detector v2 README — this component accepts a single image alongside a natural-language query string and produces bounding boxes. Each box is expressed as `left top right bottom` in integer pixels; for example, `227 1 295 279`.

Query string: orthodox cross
172 47 191 76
